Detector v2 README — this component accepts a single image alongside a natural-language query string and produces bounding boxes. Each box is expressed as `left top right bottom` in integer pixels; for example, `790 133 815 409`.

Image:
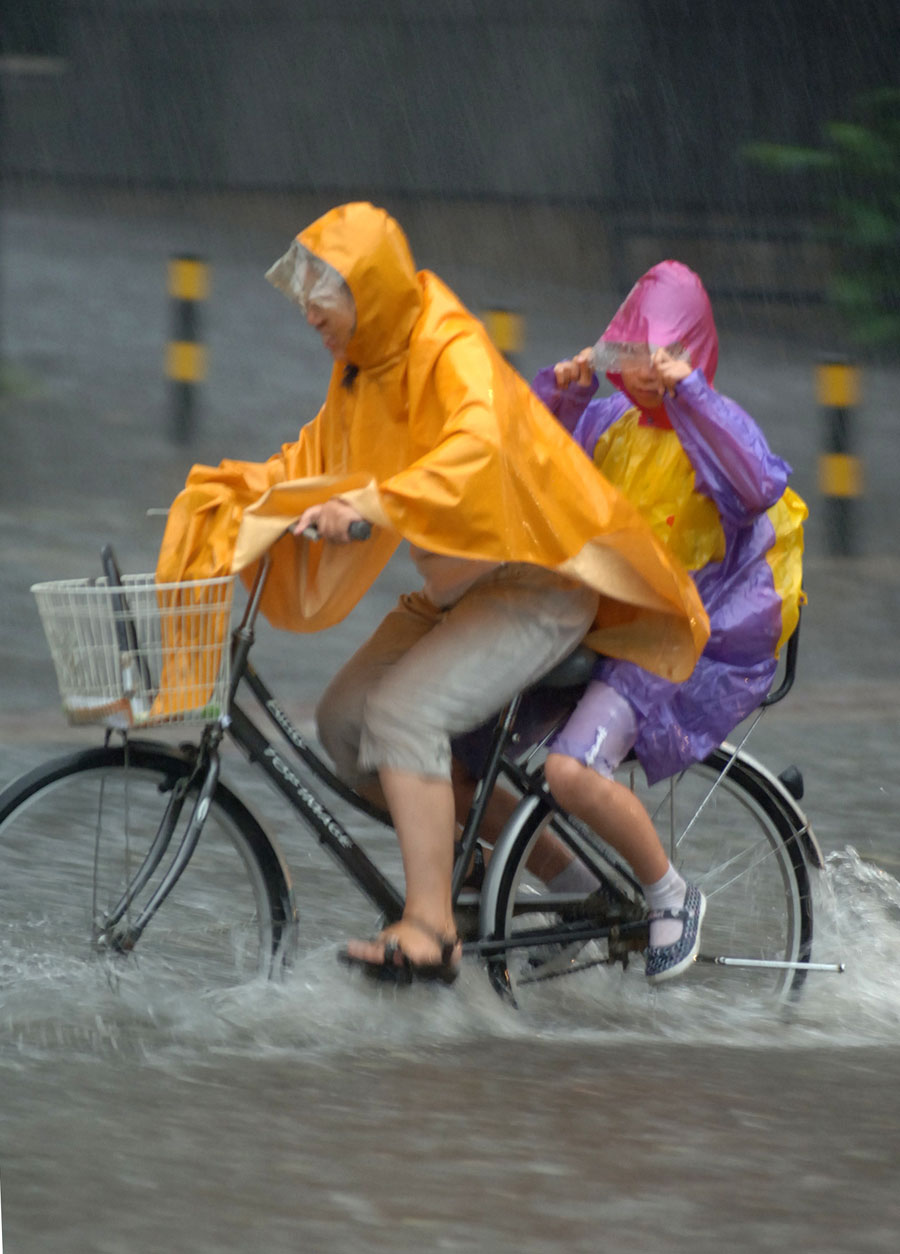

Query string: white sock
548 860 602 895
641 864 687 948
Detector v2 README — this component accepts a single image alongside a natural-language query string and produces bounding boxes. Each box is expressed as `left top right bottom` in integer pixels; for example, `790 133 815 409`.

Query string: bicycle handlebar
235 516 372 640
148 506 373 545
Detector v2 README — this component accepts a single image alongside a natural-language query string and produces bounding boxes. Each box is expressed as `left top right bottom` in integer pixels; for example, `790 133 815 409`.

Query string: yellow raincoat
156 203 709 712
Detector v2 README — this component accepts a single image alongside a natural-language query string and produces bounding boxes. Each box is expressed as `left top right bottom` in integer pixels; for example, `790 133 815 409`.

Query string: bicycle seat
530 644 598 691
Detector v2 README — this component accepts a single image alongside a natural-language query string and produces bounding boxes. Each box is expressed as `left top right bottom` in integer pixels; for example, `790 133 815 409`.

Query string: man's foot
339 917 462 986
644 884 706 984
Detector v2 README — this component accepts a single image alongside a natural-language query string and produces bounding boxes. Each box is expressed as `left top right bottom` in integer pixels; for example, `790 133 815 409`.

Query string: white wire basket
32 574 236 728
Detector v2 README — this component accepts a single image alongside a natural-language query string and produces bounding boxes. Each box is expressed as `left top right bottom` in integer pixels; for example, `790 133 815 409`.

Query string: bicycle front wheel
0 742 296 991
485 747 813 1015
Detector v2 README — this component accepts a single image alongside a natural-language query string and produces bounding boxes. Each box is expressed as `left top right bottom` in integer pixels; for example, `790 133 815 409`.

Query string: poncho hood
598 261 719 407
296 202 423 371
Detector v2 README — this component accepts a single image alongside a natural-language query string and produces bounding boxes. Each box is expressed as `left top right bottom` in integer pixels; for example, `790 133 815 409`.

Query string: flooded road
3 1037 900 1254
2 188 900 1251
3 854 900 1254
3 632 900 1254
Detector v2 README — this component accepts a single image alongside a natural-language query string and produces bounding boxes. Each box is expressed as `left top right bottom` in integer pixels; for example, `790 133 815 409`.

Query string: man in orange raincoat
157 202 708 983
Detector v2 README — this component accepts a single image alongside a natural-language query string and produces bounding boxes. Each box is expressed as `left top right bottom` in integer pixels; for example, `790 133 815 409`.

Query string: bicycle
0 538 840 1014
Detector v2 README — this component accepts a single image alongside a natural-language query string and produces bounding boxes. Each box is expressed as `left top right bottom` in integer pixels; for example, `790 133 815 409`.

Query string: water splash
2 845 899 1069
787 846 900 1041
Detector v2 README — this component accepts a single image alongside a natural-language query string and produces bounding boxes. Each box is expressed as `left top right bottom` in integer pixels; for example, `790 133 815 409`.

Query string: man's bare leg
345 767 462 968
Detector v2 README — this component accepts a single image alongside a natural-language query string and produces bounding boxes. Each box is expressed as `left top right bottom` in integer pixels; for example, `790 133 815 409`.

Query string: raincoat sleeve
531 365 599 436
667 371 790 528
156 412 326 583
532 366 631 458
151 408 338 719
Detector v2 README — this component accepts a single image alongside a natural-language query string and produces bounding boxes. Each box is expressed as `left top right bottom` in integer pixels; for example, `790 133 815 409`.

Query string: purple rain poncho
534 260 806 784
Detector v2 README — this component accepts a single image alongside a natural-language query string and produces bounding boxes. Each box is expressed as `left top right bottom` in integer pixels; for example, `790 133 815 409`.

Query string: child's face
618 344 691 410
620 362 666 411
306 290 357 359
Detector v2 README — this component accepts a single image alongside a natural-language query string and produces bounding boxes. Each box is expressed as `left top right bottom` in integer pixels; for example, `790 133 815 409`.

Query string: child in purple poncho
531 260 807 981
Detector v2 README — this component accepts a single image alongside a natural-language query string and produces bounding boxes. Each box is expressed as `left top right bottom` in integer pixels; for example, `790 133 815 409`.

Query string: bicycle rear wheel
0 743 296 991
484 747 813 1016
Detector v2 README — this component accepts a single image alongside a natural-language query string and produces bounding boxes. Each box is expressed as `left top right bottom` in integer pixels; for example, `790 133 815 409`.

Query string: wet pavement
1 185 900 1252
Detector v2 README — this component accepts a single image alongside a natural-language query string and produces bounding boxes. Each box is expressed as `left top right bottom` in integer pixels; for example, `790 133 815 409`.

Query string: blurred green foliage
744 88 900 353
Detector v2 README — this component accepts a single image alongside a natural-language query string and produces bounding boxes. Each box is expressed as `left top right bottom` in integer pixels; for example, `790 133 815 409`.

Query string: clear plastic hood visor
265 238 352 316
591 340 693 375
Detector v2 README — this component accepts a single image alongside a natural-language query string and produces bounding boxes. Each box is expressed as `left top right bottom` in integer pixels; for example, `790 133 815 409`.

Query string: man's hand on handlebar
293 498 370 544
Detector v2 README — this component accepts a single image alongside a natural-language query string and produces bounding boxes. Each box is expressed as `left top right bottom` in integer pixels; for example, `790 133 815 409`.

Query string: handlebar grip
301 519 372 542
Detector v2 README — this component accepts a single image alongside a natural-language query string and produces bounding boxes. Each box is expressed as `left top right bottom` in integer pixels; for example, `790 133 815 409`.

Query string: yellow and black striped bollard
166 255 210 445
483 307 524 370
816 357 863 557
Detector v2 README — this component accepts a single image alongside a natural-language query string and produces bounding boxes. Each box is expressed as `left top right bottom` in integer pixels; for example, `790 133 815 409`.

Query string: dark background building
2 0 898 305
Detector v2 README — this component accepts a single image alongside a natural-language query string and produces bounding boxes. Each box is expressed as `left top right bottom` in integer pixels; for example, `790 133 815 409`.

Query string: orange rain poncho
156 203 709 702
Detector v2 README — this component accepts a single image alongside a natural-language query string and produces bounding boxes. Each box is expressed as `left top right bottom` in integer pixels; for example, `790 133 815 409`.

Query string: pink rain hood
599 260 719 407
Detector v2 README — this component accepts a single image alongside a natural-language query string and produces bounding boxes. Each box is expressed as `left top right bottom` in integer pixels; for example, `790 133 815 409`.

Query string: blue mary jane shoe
645 884 707 984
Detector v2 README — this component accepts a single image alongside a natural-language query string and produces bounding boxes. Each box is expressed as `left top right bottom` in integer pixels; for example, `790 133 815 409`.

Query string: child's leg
543 754 668 884
543 678 661 870
452 682 662 886
544 681 704 975
450 758 599 889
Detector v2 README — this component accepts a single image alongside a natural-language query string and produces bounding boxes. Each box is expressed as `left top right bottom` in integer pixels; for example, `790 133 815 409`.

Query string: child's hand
553 348 594 390
651 348 693 395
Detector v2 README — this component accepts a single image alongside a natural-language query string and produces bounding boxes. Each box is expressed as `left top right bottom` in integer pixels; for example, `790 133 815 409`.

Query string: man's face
306 291 356 359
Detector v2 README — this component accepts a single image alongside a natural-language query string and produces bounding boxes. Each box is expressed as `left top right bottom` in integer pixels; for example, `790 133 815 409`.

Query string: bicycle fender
477 792 548 940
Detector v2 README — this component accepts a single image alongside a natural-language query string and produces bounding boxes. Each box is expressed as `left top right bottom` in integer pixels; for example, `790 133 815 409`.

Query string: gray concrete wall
4 0 626 197
4 0 897 206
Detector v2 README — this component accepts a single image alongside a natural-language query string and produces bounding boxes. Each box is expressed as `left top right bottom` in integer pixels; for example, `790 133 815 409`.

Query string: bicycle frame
100 550 813 972
223 558 607 923
102 550 551 948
